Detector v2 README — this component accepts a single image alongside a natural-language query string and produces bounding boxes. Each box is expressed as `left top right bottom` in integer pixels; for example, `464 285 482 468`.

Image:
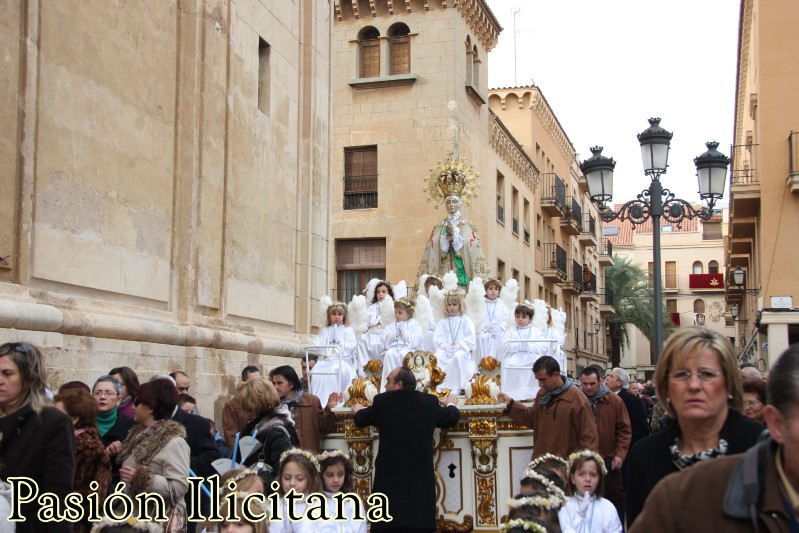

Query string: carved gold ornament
436 514 474 533
468 418 497 437
476 475 497 525
471 438 498 476
465 374 500 405
344 377 378 407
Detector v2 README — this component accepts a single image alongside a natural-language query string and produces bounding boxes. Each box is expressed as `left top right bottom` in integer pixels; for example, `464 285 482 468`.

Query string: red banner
689 273 724 289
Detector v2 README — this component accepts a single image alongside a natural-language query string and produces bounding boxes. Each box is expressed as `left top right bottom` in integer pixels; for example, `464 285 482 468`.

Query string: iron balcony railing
569 198 583 231
543 243 567 274
541 173 567 207
602 288 614 307
571 259 583 288
583 271 597 293
597 238 613 257
729 143 759 186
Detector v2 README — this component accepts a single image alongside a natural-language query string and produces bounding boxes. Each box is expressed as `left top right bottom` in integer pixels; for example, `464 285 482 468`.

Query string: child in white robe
542 307 568 375
356 280 394 370
318 450 367 533
501 303 546 401
476 278 510 363
379 298 423 392
558 450 622 533
310 301 358 406
433 291 476 394
420 275 443 352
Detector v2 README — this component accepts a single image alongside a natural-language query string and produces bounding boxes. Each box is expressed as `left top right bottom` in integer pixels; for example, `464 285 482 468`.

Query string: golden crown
424 156 481 207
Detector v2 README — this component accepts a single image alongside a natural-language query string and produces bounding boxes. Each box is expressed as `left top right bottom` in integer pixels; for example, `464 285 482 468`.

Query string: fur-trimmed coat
118 420 190 527
74 426 112 533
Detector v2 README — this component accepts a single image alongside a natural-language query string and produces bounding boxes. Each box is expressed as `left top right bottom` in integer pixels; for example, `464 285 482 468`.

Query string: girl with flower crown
379 298 423 392
355 279 395 370
433 291 476 393
317 450 366 533
558 450 622 533
501 303 547 401
269 449 324 533
310 299 358 406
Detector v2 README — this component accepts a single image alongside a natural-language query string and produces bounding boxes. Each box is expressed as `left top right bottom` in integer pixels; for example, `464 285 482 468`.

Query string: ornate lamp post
580 118 730 365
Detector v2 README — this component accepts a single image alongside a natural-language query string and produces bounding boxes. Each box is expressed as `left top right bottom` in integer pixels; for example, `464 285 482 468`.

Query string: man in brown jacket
498 356 598 460
269 365 337 453
629 344 798 532
579 366 631 522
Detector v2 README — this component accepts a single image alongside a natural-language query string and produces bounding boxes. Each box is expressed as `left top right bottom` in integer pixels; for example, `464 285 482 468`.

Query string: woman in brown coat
54 388 112 533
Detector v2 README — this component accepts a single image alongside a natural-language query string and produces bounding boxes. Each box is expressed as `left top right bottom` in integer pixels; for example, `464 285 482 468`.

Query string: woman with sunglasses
0 342 75 532
625 328 765 526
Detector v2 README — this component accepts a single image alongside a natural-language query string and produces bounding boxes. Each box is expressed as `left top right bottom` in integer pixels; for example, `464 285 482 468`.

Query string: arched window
472 45 480 88
464 37 473 85
708 260 719 274
359 27 380 78
694 299 706 314
388 23 410 75
692 261 703 274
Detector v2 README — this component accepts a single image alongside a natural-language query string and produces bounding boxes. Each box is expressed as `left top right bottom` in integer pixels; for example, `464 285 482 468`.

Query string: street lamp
732 265 760 295
730 304 739 318
580 118 730 365
593 319 601 334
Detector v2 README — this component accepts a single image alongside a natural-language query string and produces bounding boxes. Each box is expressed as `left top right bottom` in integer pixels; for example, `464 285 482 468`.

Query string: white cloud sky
487 0 740 205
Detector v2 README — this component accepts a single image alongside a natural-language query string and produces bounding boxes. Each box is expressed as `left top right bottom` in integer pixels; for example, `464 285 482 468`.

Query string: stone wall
0 0 333 425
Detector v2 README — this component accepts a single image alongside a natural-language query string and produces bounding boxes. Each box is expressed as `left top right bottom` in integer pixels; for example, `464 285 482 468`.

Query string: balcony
560 197 582 235
790 132 799 193
580 271 598 303
689 273 724 292
542 243 567 282
598 238 614 267
579 213 597 246
599 288 615 315
729 143 760 218
558 259 583 295
540 173 567 217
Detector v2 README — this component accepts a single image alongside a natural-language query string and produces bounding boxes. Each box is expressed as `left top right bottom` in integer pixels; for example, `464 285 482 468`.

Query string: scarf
670 437 729 470
255 403 296 432
280 390 304 422
117 419 169 463
539 378 577 406
586 384 612 407
96 407 118 437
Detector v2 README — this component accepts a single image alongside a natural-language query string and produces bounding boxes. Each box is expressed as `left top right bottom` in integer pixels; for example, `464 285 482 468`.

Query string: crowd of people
0 319 796 532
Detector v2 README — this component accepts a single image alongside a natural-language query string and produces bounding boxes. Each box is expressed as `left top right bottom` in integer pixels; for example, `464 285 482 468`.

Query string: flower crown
519 470 567 501
394 297 415 314
506 494 565 511
280 448 321 472
317 449 350 463
528 453 568 470
90 516 161 533
568 449 608 475
500 518 549 533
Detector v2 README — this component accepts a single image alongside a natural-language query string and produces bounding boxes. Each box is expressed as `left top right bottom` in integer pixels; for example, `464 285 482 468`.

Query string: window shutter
361 40 380 78
391 37 410 75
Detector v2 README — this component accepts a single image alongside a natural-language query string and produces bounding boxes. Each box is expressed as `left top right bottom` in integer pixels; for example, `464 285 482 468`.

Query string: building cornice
733 0 753 150
334 0 502 51
490 86 576 162
489 112 539 194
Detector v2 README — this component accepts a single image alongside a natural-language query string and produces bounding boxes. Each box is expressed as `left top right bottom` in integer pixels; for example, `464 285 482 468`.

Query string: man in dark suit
353 367 460 533
607 367 650 447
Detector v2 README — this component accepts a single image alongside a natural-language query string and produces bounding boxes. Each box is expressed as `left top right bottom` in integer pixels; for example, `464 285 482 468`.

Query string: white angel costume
542 325 567 374
433 314 477 393
476 297 510 361
310 324 358 406
356 300 386 368
500 324 546 401
558 493 623 533
379 318 424 392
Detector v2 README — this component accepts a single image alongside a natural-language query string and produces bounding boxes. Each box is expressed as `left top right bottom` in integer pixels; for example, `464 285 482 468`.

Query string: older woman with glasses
625 328 765 526
93 375 134 489
0 342 75 532
742 378 767 424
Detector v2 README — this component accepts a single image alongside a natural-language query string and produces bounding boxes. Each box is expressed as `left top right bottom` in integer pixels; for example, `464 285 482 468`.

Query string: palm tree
605 255 674 367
